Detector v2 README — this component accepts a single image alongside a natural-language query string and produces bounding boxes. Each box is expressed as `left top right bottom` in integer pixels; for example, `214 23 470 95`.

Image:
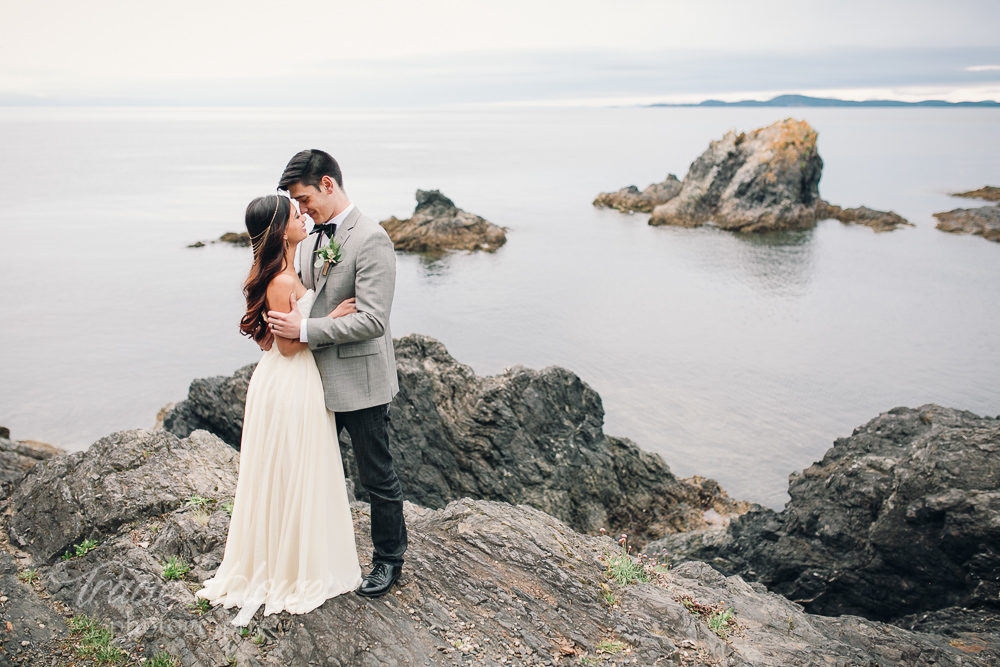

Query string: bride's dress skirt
196 293 362 626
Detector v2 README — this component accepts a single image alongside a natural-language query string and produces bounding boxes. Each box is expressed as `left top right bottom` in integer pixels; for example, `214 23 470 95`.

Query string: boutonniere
314 237 343 276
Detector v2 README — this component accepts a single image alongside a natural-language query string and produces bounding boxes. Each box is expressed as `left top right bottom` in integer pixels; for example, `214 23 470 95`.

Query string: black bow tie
310 222 337 238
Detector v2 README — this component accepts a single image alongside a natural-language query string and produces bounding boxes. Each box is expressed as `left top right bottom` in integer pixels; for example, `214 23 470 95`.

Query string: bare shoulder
265 272 306 312
268 272 299 291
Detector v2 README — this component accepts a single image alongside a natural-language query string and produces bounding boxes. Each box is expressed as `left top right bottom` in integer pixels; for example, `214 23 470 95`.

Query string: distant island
649 94 1000 108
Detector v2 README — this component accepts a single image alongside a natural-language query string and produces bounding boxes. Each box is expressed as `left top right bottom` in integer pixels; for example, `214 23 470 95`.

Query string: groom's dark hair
278 149 343 191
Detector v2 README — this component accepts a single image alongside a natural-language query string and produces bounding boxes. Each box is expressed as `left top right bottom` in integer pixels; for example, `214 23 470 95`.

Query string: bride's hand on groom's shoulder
328 298 356 319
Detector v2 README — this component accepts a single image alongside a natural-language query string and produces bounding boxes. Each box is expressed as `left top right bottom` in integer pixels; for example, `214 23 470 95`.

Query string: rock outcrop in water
594 175 682 213
381 190 506 253
164 335 746 546
954 185 1000 202
188 232 251 249
815 202 912 233
2 427 996 666
617 118 911 233
934 204 1000 243
646 405 1000 626
217 232 250 246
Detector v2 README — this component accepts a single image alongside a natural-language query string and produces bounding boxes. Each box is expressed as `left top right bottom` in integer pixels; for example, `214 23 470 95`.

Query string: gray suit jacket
298 206 399 413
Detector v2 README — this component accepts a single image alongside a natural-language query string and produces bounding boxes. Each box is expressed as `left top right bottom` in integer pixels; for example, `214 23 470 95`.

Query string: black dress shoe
357 562 401 598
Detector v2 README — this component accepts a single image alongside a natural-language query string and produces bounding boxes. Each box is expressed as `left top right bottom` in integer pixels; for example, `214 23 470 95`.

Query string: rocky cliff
381 190 506 253
164 335 747 547
646 405 1000 627
2 427 995 666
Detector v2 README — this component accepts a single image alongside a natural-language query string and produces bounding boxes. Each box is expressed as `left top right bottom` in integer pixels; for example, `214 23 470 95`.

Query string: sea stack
381 190 506 253
601 118 910 233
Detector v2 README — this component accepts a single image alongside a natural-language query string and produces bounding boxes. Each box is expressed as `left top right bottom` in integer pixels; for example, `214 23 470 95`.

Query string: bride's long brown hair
239 195 292 345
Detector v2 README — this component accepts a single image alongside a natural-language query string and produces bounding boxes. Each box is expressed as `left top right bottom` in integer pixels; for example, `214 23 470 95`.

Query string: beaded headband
249 194 286 254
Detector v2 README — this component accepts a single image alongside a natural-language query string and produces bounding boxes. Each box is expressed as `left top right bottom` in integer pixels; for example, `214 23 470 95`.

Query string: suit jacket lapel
314 206 362 297
299 234 320 290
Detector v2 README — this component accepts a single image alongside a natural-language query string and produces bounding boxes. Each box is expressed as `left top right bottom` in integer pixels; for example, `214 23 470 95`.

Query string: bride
195 193 363 626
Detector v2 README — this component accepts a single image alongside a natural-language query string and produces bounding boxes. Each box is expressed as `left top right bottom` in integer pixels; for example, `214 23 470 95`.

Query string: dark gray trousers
334 403 407 566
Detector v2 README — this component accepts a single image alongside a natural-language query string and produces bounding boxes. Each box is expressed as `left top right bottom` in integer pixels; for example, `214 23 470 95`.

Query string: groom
266 149 407 598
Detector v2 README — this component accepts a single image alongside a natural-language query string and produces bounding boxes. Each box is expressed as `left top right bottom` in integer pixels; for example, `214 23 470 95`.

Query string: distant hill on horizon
649 94 1000 108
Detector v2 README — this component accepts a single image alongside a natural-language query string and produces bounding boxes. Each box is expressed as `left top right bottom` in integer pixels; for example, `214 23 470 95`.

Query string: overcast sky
2 0 999 105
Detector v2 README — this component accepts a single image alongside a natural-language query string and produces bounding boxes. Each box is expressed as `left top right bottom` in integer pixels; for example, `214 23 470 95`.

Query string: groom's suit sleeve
306 229 395 348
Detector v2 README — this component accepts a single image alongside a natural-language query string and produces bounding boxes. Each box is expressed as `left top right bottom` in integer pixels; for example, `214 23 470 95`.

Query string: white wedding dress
196 289 362 626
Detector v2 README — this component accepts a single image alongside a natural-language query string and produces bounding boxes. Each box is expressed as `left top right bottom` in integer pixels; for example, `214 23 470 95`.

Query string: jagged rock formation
816 202 913 233
6 429 238 563
163 365 254 448
594 175 682 213
0 431 63 497
381 190 506 253
647 405 1000 625
164 335 746 547
934 204 1000 243
2 428 996 666
641 119 910 233
954 185 1000 202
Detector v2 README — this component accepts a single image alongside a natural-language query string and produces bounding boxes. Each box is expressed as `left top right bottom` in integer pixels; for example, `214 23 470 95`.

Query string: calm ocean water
1 106 997 508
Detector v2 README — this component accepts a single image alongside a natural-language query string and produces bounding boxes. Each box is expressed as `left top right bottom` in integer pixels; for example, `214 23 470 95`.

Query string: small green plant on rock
222 500 234 515
184 494 213 508
676 595 738 639
162 556 191 581
238 626 251 638
149 650 180 667
77 538 98 554
596 639 627 655
62 538 100 560
93 643 128 664
707 608 735 638
17 568 38 584
252 631 266 646
601 535 650 586
188 597 212 615
67 613 127 664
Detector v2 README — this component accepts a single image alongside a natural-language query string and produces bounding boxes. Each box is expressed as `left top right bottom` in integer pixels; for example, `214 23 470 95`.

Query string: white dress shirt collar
327 202 355 229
